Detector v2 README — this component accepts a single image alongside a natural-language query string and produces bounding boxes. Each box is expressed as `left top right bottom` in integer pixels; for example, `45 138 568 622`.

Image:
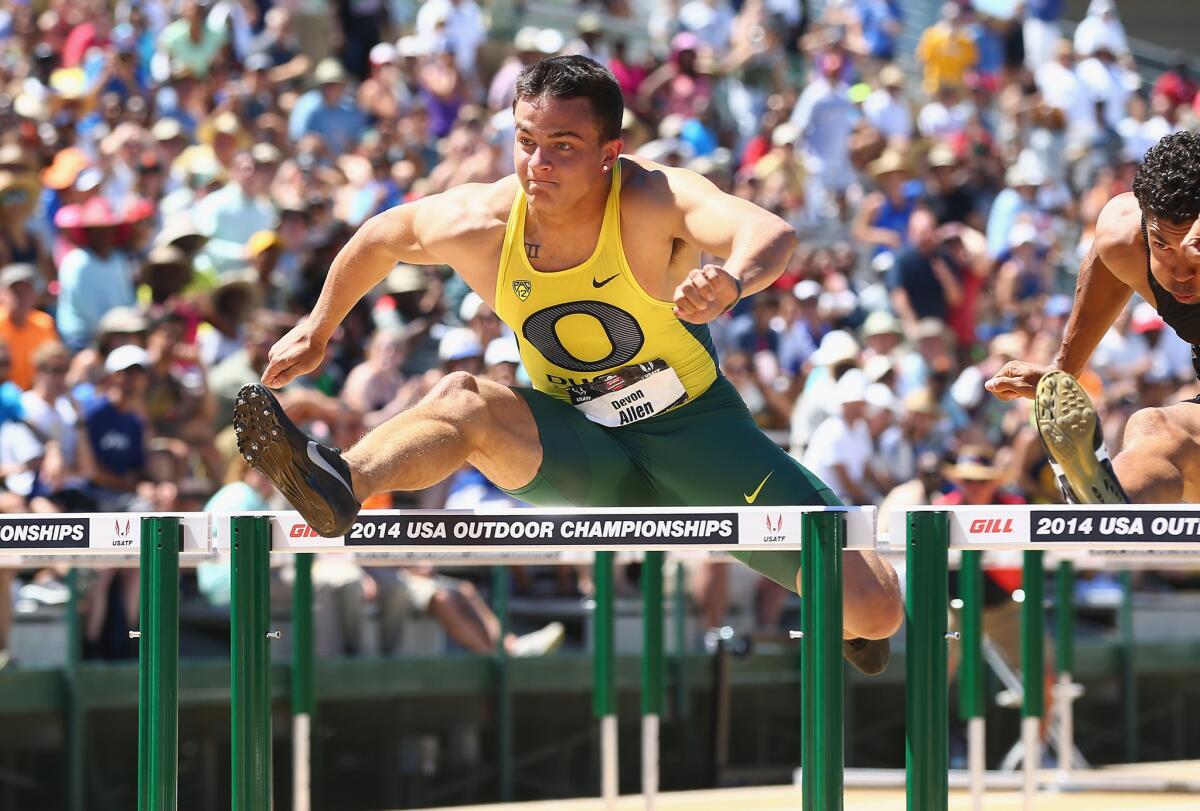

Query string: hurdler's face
1146 214 1200 304
513 97 621 214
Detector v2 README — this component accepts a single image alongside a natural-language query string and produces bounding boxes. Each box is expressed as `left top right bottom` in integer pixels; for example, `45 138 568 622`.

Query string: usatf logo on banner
113 518 134 547
0 517 88 549
762 514 786 543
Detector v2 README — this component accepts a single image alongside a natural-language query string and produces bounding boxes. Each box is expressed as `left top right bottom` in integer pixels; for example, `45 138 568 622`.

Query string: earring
601 164 610 172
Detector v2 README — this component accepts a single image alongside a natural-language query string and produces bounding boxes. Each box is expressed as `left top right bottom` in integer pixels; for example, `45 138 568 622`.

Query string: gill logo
512 280 532 301
968 518 1014 534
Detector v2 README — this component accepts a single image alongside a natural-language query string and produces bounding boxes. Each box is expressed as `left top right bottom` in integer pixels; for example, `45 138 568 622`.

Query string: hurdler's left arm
668 167 799 324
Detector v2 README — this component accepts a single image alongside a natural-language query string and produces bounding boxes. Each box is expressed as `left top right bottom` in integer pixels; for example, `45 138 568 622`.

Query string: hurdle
211 506 875 811
10 503 1200 811
897 504 1200 811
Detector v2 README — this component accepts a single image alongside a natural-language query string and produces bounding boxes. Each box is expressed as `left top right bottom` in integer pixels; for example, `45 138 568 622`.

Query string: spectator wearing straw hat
288 59 367 154
853 149 922 260
0 264 58 390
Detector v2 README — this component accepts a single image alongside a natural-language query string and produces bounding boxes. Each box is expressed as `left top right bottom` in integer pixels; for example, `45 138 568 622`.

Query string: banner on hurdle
892 504 1200 551
0 512 209 557
213 506 877 553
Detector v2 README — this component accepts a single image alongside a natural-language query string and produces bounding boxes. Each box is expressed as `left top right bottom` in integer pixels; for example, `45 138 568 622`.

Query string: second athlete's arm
986 232 1133 400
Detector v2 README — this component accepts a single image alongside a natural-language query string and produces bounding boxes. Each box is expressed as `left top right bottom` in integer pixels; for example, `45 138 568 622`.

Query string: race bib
567 360 688 427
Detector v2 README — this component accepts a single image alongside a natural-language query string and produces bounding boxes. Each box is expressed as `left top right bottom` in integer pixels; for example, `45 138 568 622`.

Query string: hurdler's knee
425 372 488 423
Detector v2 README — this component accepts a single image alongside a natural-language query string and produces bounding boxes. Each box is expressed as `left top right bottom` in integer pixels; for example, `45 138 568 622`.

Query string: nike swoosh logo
592 274 619 288
744 471 773 504
307 441 354 495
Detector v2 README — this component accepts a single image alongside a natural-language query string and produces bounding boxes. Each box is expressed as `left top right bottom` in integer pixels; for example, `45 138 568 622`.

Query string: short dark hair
513 55 624 142
1133 130 1200 223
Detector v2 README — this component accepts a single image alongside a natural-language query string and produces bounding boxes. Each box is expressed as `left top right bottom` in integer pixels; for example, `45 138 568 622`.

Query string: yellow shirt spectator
916 20 978 95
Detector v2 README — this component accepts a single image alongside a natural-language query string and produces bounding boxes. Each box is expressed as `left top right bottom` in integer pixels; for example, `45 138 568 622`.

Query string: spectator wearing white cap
1073 0 1128 61
863 65 913 144
437 326 483 376
777 279 828 375
788 329 861 459
861 309 903 362
483 337 522 387
457 291 504 350
801 369 880 505
487 27 550 113
995 221 1051 320
864 381 905 495
84 344 151 508
358 43 415 123
415 0 486 75
985 160 1046 258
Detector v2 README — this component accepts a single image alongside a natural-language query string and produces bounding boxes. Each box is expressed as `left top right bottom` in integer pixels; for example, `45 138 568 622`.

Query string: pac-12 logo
969 518 1014 534
512 280 532 301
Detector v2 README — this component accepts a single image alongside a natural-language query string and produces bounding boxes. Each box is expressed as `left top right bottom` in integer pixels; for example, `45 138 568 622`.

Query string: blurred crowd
0 0 1198 665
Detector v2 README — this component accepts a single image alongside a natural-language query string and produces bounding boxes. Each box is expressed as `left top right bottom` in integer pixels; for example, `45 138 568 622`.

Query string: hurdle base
793 767 1200 793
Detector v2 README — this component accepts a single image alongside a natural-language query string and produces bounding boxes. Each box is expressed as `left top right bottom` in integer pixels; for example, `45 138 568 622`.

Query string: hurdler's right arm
261 193 457 388
308 197 442 340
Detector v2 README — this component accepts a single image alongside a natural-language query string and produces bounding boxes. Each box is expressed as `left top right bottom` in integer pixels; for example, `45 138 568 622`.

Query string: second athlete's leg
1111 402 1200 502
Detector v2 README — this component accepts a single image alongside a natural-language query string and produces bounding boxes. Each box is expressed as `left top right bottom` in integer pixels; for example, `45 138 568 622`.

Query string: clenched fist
261 321 330 389
984 360 1052 401
673 264 741 324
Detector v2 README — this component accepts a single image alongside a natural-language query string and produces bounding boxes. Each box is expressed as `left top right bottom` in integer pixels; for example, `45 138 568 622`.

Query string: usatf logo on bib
512 280 532 301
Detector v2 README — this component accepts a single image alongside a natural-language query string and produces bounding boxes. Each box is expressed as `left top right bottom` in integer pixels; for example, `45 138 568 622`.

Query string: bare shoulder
1093 192 1146 280
617 155 677 205
414 175 521 245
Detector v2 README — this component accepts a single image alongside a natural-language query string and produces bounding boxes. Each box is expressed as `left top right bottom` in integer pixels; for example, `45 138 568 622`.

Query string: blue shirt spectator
288 59 367 154
857 0 902 60
55 240 136 352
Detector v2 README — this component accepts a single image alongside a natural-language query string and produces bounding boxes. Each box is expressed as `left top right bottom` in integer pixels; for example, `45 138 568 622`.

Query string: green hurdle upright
799 511 844 810
137 516 181 811
593 551 618 808
1055 561 1078 777
1021 551 1045 802
959 550 986 811
642 551 665 810
292 553 314 811
906 511 950 811
231 516 273 811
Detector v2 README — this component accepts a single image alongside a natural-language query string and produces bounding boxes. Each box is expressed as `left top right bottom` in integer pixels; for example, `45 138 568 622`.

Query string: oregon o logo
522 301 644 372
